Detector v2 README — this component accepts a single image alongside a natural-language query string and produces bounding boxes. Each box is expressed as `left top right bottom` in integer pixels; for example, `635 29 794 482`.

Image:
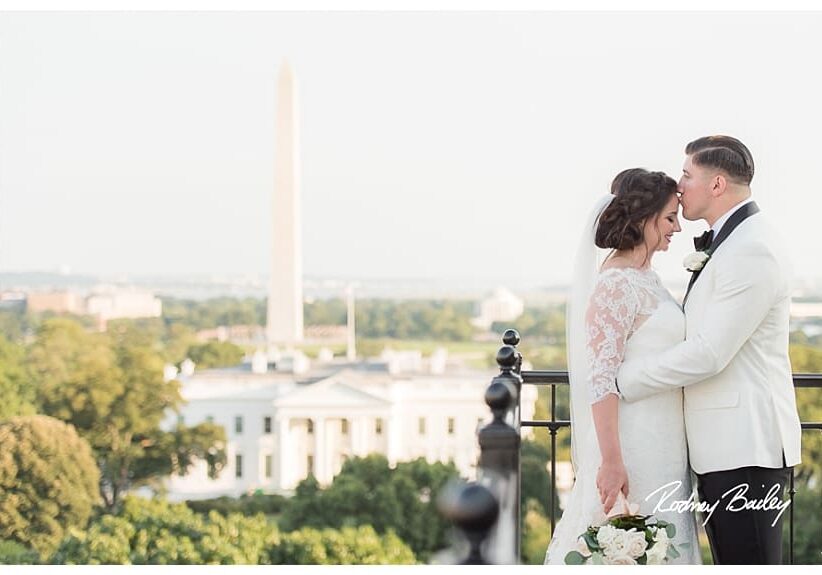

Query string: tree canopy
26 318 226 508
0 416 100 558
187 341 245 369
279 454 459 561
0 335 35 420
52 496 415 565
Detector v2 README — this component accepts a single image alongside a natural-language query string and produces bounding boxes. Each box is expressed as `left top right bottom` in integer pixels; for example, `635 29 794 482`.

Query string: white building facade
472 287 525 330
163 363 537 500
85 286 162 321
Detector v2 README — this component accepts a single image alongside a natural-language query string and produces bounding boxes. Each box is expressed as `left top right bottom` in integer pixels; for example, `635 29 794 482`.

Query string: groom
616 135 802 565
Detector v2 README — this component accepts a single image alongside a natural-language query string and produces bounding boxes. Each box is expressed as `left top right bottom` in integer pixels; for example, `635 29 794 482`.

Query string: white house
162 360 537 500
472 287 525 330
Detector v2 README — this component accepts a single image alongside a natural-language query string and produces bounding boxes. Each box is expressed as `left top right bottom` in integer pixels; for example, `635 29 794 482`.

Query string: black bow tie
693 230 714 252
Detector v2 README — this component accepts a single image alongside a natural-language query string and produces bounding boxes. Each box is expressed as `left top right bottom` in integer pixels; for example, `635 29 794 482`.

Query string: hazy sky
2 11 821 293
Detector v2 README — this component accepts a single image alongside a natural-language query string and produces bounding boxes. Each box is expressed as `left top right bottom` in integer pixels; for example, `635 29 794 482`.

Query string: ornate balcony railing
439 329 822 565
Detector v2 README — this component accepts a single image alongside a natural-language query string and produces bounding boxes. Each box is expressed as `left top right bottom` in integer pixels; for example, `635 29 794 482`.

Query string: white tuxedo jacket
617 212 802 474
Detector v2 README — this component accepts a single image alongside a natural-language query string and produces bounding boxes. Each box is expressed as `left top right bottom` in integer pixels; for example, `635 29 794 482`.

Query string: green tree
520 438 564 564
491 305 567 344
784 343 822 564
521 439 551 516
783 477 822 565
278 473 325 527
0 416 100 558
161 297 265 331
355 300 476 341
27 318 122 433
52 496 414 565
185 493 287 517
187 341 244 369
521 499 552 565
0 539 40 565
279 462 401 533
270 525 415 565
0 308 29 343
279 455 459 561
304 299 347 326
0 335 35 420
392 457 463 556
789 344 822 484
27 318 226 508
163 323 198 365
53 496 274 565
106 317 197 366
129 421 228 490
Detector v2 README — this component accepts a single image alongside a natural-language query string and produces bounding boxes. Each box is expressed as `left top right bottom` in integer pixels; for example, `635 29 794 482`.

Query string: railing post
502 329 523 428
437 480 500 564
478 342 522 564
500 330 524 552
789 468 795 565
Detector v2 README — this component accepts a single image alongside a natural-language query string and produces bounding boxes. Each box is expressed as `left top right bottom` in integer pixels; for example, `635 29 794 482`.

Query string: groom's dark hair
686 135 755 185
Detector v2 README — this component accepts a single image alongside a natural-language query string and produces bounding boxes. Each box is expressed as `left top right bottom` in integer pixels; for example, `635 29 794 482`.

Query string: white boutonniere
683 251 710 272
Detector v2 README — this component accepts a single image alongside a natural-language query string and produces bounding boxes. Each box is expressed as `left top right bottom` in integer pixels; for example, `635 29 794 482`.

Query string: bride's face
643 194 681 253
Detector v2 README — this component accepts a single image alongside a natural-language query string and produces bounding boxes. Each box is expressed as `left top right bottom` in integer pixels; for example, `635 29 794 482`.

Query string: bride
544 168 701 565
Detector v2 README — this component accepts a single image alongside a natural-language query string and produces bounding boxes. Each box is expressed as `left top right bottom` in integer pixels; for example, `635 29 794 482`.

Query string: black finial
496 345 518 370
502 329 520 346
485 379 513 419
437 480 499 564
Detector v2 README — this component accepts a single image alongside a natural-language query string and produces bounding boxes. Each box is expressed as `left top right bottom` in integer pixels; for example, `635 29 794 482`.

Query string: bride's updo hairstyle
595 168 678 250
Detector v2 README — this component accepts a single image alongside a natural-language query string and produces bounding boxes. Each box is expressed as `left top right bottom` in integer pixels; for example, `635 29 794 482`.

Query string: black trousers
696 465 792 565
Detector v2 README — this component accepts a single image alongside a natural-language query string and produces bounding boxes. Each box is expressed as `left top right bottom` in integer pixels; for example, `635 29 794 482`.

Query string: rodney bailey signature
645 481 791 528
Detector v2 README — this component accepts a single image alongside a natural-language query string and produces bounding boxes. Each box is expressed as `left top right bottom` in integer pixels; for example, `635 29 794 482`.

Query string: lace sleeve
585 270 640 404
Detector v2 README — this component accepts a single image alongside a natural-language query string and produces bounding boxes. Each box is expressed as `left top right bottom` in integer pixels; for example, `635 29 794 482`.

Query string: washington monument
267 62 304 347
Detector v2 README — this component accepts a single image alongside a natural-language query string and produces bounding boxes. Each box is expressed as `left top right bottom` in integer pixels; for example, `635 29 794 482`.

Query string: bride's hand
596 460 629 515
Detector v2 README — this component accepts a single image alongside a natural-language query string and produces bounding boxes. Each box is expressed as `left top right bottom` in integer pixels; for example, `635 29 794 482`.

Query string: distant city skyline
3 12 822 294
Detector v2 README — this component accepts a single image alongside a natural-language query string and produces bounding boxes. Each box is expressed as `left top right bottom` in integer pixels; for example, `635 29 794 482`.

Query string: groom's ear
710 173 728 197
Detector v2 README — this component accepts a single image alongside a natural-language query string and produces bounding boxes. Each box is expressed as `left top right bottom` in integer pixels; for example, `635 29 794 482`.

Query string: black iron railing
440 329 822 564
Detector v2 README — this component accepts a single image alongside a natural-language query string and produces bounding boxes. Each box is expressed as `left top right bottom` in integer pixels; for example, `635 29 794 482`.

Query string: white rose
683 251 710 272
624 529 648 559
596 524 620 548
575 537 592 558
602 529 629 557
603 553 637 565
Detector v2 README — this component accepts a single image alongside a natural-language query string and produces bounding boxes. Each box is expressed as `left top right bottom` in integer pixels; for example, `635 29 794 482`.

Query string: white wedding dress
544 267 702 565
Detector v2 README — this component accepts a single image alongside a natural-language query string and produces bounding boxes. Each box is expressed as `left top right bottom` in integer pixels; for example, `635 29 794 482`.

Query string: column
386 411 402 466
351 416 367 457
277 416 291 490
314 417 327 485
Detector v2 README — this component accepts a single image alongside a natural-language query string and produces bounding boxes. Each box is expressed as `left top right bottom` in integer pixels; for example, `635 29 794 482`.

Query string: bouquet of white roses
564 512 688 565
